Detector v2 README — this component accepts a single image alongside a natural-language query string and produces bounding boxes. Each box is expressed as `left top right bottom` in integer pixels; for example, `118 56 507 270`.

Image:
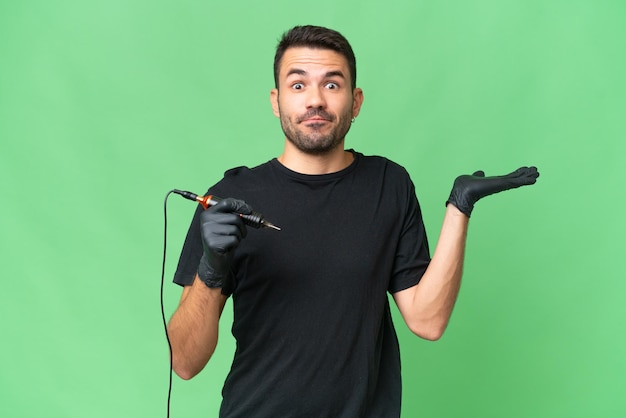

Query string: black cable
161 190 176 418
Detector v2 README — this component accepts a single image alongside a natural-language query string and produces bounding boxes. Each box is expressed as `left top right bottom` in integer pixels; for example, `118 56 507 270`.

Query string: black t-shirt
174 151 431 417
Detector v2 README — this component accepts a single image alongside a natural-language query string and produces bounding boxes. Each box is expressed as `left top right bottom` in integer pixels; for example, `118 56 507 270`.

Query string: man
168 25 539 417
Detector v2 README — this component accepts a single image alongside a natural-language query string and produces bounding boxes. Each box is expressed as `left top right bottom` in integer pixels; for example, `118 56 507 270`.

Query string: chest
233 185 403 296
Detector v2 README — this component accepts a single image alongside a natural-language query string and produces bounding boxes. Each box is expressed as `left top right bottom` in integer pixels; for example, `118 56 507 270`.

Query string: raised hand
446 166 540 217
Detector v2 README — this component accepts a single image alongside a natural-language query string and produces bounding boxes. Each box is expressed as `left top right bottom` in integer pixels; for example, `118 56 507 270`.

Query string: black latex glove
446 166 540 217
197 198 253 293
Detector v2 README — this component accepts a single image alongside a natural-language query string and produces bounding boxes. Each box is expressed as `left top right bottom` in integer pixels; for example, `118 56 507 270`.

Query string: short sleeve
388 180 431 293
172 203 205 286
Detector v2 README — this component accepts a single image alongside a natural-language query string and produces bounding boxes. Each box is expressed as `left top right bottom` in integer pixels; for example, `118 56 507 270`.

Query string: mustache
296 109 335 123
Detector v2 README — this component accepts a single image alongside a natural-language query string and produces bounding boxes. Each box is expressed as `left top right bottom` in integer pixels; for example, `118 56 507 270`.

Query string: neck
277 141 354 175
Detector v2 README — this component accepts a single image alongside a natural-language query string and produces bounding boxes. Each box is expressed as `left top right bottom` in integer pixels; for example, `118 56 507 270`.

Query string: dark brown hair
274 25 357 89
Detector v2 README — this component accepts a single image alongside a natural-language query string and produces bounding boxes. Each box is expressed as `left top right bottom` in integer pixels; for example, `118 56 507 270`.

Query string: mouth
303 117 329 123
297 110 334 124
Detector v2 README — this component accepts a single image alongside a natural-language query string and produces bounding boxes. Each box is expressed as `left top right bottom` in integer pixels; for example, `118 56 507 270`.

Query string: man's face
270 47 363 155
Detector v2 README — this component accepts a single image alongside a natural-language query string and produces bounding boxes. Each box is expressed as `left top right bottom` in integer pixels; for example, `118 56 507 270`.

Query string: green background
1 0 624 417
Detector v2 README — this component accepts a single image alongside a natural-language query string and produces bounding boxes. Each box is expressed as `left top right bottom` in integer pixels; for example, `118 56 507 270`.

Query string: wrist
198 253 225 288
446 202 468 218
185 275 228 306
197 252 235 295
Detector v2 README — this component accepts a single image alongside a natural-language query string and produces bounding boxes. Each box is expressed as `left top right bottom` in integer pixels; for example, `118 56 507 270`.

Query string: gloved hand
197 198 253 293
446 166 540 217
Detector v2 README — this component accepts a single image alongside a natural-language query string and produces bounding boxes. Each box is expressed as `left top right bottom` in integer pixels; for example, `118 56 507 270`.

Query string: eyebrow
285 69 346 80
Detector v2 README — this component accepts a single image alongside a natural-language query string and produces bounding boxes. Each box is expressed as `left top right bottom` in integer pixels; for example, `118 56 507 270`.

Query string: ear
270 89 280 118
352 88 364 119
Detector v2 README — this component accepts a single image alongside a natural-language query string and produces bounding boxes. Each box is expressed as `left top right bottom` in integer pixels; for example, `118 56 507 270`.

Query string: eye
292 83 304 90
325 82 339 90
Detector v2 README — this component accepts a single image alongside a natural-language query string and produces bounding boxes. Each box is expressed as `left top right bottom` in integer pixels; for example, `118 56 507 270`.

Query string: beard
278 106 353 155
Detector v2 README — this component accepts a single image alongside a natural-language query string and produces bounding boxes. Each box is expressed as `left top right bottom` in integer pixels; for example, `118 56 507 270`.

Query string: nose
305 86 326 109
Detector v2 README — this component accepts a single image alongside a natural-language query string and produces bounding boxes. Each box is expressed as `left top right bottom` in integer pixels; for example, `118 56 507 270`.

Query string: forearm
167 275 227 380
394 204 469 340
395 166 538 340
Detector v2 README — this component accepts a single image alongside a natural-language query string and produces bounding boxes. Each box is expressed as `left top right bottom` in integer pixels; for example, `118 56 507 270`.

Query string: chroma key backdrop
1 1 624 417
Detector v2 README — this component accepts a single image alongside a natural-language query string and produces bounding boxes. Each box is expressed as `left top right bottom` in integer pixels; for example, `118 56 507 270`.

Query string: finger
209 235 240 253
205 212 248 239
492 167 538 190
513 166 540 183
203 223 245 252
523 166 539 183
498 166 536 179
213 198 254 215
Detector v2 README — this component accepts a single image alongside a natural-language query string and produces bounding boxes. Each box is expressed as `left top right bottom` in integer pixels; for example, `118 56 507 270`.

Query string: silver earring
351 117 356 123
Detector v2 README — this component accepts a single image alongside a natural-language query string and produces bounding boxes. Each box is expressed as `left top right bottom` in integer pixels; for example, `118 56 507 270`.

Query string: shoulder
352 150 406 169
223 160 273 178
207 160 274 195
352 151 412 181
351 151 420 207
